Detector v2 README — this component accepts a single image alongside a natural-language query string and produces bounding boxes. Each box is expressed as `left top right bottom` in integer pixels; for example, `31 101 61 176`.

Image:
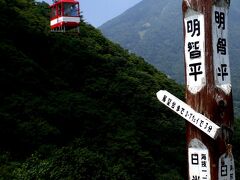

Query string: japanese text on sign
184 10 206 94
218 153 235 180
156 90 220 139
188 139 210 180
212 5 231 94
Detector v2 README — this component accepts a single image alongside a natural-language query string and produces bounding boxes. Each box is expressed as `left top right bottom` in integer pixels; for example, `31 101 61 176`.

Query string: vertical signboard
213 3 235 179
212 5 231 94
218 153 235 180
188 139 210 180
184 9 206 94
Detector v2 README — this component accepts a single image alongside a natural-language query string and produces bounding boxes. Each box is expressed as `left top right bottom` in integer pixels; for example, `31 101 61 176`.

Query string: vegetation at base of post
0 0 239 179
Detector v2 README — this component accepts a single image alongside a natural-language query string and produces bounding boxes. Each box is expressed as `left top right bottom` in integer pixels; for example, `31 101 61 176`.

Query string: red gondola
50 0 80 32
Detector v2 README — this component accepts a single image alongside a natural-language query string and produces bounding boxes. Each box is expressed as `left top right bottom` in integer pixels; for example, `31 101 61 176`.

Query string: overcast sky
42 0 142 27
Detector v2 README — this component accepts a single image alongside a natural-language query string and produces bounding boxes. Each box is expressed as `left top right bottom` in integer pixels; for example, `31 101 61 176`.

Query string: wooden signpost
182 0 235 179
156 88 235 179
157 0 235 179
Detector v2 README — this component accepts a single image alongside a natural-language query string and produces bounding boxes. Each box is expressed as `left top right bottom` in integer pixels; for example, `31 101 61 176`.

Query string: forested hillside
0 0 187 179
0 0 239 179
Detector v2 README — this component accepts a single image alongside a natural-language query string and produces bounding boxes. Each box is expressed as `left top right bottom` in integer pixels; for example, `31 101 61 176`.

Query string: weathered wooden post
156 0 235 178
182 0 235 179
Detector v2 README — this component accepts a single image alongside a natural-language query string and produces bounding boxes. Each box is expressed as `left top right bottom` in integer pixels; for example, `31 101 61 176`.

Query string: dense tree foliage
0 0 239 179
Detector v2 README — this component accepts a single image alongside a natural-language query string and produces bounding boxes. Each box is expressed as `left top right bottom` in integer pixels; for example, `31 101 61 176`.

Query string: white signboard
156 90 220 139
218 153 235 180
212 5 231 95
188 139 210 180
184 9 206 94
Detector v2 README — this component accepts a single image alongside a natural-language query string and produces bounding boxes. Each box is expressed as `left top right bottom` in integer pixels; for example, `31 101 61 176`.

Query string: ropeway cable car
50 0 80 32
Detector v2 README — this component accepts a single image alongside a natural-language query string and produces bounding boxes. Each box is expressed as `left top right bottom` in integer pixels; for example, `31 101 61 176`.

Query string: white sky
41 0 142 27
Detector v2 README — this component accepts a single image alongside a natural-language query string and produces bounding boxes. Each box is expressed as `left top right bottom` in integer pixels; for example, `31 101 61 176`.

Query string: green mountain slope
100 0 183 81
99 0 240 115
0 0 188 179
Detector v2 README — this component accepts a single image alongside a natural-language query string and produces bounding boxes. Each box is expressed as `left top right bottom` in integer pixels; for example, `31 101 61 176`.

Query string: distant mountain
99 0 240 114
100 0 183 81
